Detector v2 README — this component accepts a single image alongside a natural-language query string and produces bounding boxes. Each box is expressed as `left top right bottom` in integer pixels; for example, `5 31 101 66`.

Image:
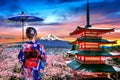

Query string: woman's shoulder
35 41 45 49
35 40 44 46
22 41 32 48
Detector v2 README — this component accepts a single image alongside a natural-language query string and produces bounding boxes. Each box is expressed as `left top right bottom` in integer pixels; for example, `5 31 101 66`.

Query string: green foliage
109 45 120 52
45 75 63 80
44 75 75 80
9 76 22 80
112 58 120 65
101 46 109 52
12 64 21 73
117 72 120 78
71 44 79 50
102 45 120 52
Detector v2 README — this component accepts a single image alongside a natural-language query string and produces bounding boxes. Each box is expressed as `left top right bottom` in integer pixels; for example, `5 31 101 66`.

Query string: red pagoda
66 0 120 78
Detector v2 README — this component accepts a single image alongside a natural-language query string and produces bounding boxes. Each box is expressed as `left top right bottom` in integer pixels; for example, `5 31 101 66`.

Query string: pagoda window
78 56 81 60
101 56 106 61
78 32 85 36
79 42 85 49
85 31 98 37
81 56 85 61
85 42 99 49
78 42 100 50
82 32 85 36
75 55 77 58
85 56 101 62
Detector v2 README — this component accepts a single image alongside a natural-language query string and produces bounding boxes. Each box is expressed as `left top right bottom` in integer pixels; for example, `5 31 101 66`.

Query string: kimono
18 40 47 80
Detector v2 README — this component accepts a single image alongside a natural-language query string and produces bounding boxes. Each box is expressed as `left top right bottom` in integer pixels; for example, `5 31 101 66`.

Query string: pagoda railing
76 59 105 64
82 36 102 39
77 48 101 51
81 61 105 64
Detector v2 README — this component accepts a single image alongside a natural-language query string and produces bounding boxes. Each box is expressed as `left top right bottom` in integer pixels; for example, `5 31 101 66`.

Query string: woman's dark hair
26 27 37 39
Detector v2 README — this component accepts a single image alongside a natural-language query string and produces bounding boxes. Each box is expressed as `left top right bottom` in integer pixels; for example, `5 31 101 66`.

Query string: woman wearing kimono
18 27 47 80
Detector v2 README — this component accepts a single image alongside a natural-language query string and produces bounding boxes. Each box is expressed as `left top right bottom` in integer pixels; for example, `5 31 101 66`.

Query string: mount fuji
37 34 72 48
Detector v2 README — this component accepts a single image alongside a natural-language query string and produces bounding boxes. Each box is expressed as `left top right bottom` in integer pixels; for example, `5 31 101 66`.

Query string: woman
18 27 47 80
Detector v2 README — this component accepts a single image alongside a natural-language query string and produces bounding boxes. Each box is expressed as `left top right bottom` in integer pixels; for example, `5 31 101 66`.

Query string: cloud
0 0 120 43
0 35 15 40
0 19 22 28
39 22 63 26
0 0 10 6
91 0 120 14
66 0 120 17
58 0 82 3
0 36 2 39
0 0 23 17
92 18 120 26
4 37 15 39
103 32 120 39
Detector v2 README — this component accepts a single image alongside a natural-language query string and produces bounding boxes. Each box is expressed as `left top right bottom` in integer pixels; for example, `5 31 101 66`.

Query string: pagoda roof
66 60 118 72
67 50 120 56
71 37 117 44
76 50 120 56
70 26 115 36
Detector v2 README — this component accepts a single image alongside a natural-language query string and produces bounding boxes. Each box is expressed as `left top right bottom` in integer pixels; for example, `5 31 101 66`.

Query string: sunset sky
0 0 120 44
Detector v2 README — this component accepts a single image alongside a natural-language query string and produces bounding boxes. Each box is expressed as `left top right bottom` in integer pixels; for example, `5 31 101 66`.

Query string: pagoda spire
85 0 91 28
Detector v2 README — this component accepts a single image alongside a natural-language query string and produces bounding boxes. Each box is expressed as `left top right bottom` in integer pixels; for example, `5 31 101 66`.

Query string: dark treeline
108 45 120 52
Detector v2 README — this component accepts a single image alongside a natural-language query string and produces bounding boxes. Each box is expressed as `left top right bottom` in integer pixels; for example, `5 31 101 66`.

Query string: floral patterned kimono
18 40 47 80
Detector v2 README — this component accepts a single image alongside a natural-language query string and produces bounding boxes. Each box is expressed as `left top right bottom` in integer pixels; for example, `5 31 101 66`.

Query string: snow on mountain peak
41 34 62 40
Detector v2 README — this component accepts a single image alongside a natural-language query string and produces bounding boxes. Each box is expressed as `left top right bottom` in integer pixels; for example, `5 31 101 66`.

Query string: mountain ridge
36 39 72 48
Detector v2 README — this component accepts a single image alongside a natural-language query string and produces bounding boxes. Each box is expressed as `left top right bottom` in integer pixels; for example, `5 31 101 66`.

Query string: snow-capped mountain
41 34 62 40
36 34 72 48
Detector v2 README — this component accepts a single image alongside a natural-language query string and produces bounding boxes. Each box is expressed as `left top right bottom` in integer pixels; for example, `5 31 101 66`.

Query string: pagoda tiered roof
70 26 115 36
66 60 118 72
71 37 117 44
67 50 120 56
66 0 120 77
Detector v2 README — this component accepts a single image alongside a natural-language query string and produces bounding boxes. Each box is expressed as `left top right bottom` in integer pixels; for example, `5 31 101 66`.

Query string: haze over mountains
3 34 72 49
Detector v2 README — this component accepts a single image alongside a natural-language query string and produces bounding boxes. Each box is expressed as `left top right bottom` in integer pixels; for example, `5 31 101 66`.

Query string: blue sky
0 0 120 43
1 0 120 23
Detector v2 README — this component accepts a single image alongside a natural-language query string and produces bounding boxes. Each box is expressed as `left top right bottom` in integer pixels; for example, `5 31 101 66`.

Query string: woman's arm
18 45 25 64
39 44 47 61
